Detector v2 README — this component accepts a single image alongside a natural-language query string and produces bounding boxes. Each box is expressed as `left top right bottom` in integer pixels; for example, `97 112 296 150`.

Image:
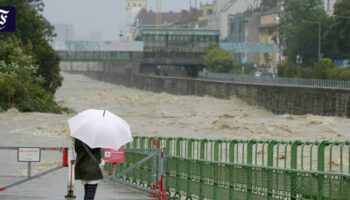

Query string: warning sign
104 148 125 163
18 148 41 162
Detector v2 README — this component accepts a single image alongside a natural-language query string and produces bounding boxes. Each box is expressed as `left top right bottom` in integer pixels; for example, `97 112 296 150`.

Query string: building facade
126 0 148 41
138 27 220 77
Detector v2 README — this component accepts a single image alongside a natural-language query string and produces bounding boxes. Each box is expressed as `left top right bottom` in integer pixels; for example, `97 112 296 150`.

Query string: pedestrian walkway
0 167 154 200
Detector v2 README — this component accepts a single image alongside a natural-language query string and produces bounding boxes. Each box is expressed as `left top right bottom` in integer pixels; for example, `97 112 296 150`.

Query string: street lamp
302 20 321 62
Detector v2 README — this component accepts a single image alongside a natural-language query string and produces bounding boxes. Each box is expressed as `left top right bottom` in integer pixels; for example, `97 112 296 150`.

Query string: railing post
267 141 276 199
246 140 254 200
176 137 182 157
214 140 221 162
317 141 326 200
229 140 238 200
151 139 159 198
200 139 207 160
199 139 207 197
290 141 300 200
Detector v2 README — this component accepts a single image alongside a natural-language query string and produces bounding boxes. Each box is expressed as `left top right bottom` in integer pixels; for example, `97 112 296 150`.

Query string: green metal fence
107 137 350 199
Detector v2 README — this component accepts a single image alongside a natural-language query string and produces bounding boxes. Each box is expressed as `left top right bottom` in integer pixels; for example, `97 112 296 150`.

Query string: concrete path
0 167 154 200
0 148 153 200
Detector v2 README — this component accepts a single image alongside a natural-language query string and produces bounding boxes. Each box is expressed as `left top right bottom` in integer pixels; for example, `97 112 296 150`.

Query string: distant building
198 2 214 28
207 0 260 40
126 0 148 41
172 8 201 28
258 9 280 70
227 11 260 65
323 0 338 15
138 27 219 77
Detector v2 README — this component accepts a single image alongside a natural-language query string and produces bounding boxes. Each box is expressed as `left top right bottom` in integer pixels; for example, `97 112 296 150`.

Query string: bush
203 45 235 73
314 58 337 79
338 70 350 80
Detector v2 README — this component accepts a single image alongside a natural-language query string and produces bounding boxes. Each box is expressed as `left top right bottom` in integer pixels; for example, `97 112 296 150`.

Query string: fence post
229 140 238 200
290 141 300 200
246 140 254 200
317 141 326 200
214 140 221 162
199 139 207 198
267 141 276 199
151 139 159 198
200 139 207 160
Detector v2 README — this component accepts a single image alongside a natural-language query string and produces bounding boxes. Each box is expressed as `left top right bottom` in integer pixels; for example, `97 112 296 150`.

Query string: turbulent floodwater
1 72 350 147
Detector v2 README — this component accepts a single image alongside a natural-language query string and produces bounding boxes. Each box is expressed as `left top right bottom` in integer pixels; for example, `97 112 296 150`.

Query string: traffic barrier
118 137 350 199
0 146 75 199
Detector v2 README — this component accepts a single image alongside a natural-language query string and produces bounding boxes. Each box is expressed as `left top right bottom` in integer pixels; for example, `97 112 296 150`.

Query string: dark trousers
84 184 98 200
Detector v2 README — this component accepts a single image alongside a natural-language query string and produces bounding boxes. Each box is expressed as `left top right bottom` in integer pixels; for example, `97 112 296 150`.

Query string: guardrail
198 71 350 89
109 136 350 200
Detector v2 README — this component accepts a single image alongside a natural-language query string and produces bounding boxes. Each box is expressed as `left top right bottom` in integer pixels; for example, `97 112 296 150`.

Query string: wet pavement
0 166 154 200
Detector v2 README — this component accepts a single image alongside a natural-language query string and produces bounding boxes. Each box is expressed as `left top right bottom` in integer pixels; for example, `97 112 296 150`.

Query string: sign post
18 148 41 177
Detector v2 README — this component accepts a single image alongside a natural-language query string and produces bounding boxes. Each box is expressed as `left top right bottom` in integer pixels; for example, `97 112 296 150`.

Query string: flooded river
1 72 350 146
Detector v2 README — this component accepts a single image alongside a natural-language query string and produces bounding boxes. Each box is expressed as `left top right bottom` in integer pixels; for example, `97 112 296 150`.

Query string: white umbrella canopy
68 109 133 149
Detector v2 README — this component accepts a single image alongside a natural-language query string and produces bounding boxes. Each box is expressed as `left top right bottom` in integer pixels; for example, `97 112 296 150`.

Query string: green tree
0 37 65 112
278 0 329 66
203 45 235 73
332 0 350 59
313 58 337 79
0 0 62 93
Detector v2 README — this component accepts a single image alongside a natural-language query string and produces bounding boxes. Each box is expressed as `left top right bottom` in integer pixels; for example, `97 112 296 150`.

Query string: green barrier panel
105 137 350 200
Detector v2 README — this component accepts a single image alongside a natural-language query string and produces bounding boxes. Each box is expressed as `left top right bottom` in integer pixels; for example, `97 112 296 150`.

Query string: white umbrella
68 109 133 149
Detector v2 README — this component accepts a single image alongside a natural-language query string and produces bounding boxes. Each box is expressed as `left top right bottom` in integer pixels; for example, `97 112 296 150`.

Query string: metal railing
198 71 350 89
110 136 350 200
104 140 167 199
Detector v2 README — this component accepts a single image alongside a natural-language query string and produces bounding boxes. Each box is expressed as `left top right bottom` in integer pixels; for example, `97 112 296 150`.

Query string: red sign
104 148 125 163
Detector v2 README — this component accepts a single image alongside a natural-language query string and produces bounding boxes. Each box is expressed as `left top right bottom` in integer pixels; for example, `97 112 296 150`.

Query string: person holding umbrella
68 109 133 200
74 138 104 200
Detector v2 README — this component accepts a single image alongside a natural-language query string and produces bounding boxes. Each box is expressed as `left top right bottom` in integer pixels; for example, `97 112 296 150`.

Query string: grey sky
42 0 213 40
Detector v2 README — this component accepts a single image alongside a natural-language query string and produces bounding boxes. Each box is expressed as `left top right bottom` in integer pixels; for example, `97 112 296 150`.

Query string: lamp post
302 20 321 62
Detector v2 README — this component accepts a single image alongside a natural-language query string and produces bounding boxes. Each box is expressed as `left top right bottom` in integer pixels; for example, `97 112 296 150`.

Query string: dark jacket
74 139 103 181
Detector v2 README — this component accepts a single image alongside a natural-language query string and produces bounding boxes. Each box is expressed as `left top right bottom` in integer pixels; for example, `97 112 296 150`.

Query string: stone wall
81 71 350 117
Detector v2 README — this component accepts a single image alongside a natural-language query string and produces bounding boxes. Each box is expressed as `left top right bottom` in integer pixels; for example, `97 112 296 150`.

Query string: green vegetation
203 45 235 73
278 0 350 65
278 58 350 80
0 0 67 113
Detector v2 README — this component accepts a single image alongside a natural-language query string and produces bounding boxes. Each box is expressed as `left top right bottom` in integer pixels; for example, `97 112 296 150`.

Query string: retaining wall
79 71 350 117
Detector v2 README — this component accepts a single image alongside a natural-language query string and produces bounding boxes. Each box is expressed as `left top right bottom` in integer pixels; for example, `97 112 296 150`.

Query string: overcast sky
42 0 213 40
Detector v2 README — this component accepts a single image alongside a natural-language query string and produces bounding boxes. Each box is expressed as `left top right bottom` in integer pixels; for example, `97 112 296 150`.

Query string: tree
0 0 62 93
0 37 64 112
278 0 329 66
333 0 350 59
203 45 235 73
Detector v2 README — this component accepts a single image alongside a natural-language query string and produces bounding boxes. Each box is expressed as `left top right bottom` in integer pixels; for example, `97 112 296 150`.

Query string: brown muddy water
1 72 350 147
